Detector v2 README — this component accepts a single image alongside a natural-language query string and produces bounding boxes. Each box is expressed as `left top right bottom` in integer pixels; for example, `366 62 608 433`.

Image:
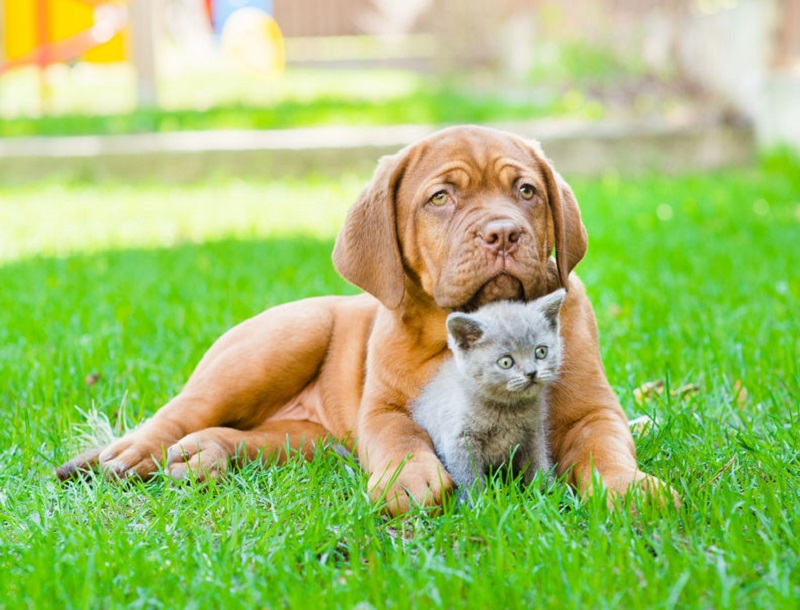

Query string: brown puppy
57 126 676 513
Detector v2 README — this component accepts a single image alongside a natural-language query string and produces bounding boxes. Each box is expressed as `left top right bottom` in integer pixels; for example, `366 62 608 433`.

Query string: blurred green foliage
0 87 601 137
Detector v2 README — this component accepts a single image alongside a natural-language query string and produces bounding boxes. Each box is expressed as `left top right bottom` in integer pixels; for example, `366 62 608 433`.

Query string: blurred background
0 0 798 180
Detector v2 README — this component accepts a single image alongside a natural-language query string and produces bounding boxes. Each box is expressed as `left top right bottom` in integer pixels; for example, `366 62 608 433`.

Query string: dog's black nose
480 220 521 254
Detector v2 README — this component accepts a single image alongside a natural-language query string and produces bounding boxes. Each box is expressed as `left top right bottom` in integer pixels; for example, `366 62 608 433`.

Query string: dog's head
333 125 587 311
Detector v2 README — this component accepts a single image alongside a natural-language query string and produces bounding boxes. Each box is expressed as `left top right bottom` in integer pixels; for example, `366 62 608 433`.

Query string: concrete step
0 117 754 183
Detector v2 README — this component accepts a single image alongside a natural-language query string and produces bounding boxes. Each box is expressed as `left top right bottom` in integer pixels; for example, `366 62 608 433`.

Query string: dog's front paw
596 469 681 511
634 473 682 510
369 451 454 516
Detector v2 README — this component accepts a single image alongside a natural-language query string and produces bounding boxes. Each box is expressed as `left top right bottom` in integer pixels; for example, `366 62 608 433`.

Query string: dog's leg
349 302 460 515
359 423 462 517
549 278 681 508
555 413 681 509
163 419 331 481
57 298 338 482
358 406 452 515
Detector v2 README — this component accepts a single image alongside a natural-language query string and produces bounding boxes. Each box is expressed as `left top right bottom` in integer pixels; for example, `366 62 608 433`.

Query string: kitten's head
446 289 566 405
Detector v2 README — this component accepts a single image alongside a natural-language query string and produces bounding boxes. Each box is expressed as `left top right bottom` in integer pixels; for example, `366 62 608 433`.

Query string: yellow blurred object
3 0 128 64
220 8 284 78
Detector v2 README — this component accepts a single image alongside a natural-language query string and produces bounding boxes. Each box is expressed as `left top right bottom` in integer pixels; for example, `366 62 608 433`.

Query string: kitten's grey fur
412 289 566 502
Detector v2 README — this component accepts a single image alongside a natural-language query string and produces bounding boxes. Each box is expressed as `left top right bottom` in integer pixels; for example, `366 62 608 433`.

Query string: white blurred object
628 414 656 435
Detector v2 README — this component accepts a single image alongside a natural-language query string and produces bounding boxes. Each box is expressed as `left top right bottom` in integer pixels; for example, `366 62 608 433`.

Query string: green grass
1 154 799 608
0 90 598 138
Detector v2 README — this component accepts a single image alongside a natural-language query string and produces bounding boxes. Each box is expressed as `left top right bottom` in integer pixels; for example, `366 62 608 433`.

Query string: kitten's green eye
534 346 548 360
429 191 449 206
497 355 515 369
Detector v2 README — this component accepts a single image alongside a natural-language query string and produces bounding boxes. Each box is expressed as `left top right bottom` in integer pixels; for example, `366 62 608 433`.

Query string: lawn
0 154 798 608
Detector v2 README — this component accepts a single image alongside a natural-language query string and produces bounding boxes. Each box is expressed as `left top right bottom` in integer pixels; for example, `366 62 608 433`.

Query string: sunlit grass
0 175 363 262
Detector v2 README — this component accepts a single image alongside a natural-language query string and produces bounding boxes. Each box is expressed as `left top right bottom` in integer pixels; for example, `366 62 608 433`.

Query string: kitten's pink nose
479 220 521 254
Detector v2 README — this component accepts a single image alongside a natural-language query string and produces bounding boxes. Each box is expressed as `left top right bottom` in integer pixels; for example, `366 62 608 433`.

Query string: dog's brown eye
519 184 536 200
430 191 449 206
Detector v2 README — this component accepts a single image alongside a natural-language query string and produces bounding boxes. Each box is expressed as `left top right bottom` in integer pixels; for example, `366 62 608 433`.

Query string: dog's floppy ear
538 153 588 290
332 151 407 310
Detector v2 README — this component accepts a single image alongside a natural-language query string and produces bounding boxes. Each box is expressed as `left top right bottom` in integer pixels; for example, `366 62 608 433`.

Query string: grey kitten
412 289 566 502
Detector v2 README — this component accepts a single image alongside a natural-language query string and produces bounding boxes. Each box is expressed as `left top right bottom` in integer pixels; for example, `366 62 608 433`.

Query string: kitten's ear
446 313 486 350
536 288 567 329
